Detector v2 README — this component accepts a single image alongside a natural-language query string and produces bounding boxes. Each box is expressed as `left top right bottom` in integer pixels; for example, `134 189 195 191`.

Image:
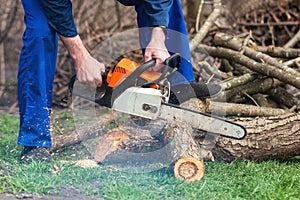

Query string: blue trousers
18 0 58 148
18 0 194 148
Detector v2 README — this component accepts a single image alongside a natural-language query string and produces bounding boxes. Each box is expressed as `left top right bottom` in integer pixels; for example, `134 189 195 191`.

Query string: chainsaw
69 54 246 140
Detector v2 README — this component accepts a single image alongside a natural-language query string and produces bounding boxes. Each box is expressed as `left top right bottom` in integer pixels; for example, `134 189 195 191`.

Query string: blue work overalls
18 0 194 148
18 0 58 148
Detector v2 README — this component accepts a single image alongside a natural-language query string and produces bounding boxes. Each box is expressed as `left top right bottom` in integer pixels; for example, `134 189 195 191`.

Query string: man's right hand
60 35 105 87
76 54 105 88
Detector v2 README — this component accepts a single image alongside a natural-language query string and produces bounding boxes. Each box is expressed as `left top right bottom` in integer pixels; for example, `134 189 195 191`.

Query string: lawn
0 111 299 200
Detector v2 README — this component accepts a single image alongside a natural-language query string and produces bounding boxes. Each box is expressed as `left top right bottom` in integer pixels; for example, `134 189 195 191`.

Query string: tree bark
210 113 300 162
255 45 300 59
221 73 258 90
168 118 205 181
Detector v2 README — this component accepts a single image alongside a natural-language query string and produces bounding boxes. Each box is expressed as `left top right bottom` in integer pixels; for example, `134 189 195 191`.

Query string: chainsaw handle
68 70 108 93
164 53 182 70
142 53 182 87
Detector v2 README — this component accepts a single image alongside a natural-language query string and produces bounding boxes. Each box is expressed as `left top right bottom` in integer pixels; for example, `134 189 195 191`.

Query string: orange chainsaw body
106 58 161 88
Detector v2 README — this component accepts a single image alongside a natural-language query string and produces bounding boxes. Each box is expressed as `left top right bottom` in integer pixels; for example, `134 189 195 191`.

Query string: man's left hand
144 27 170 71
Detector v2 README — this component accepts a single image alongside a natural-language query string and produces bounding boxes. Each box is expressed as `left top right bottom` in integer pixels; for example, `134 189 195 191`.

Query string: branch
189 0 222 51
195 0 205 32
284 29 300 48
51 111 122 152
254 45 300 59
207 101 289 117
222 78 282 102
200 44 300 89
220 73 257 90
237 21 299 27
213 32 300 77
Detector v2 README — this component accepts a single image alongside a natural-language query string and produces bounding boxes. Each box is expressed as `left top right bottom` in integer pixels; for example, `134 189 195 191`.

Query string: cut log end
174 157 205 181
94 129 130 163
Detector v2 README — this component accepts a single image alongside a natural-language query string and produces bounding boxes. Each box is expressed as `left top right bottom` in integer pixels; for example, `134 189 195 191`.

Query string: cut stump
174 157 205 181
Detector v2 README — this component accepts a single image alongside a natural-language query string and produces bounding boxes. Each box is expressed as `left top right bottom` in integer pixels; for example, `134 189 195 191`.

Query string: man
18 0 220 163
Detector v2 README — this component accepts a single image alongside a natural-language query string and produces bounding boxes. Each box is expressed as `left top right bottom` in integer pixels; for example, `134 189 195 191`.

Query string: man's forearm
60 35 89 66
60 35 105 86
150 27 166 42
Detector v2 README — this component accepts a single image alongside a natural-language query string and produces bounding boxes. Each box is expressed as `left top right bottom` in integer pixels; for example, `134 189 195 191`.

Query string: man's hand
60 35 105 87
144 27 170 71
76 55 106 88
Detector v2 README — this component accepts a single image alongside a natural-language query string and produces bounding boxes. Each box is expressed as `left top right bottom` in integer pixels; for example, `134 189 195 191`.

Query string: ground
0 187 103 200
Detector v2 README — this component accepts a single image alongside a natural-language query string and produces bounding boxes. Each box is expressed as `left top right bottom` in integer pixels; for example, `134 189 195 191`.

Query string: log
221 73 257 90
94 129 130 163
168 118 205 181
51 99 299 181
219 77 282 102
51 111 122 152
254 45 300 59
174 157 204 181
210 113 300 162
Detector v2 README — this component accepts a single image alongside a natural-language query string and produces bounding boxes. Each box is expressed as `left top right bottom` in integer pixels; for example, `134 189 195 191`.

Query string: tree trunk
210 113 300 162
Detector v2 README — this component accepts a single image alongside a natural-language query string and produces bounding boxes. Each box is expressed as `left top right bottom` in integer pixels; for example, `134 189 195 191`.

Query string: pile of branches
189 0 300 117
195 32 300 116
191 0 300 48
229 0 300 48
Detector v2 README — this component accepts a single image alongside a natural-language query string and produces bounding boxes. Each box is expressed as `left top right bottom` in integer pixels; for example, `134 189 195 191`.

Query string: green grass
0 112 299 200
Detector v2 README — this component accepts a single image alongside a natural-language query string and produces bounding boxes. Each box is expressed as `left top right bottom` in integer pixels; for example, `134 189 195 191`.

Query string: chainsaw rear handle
68 70 109 93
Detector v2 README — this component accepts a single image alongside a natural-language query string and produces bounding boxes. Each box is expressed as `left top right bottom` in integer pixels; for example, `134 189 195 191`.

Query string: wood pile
188 0 300 116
